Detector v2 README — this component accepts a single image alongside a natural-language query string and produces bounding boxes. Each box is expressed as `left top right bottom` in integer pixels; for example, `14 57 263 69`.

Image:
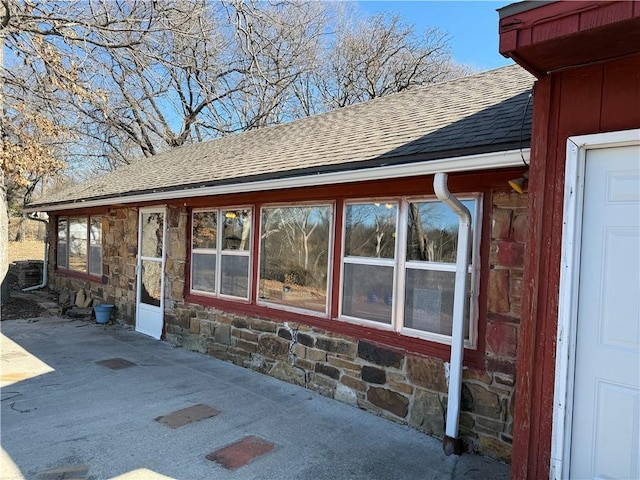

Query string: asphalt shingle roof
30 65 534 209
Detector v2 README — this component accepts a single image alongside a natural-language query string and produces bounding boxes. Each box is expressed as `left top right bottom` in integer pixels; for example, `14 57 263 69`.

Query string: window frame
190 207 253 301
256 201 335 317
56 215 103 277
339 194 482 348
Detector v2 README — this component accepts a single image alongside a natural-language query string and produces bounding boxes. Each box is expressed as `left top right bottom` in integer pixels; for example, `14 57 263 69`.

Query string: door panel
570 145 640 479
136 208 166 339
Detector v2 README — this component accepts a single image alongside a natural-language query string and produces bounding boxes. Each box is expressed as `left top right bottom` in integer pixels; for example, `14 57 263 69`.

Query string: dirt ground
1 294 48 321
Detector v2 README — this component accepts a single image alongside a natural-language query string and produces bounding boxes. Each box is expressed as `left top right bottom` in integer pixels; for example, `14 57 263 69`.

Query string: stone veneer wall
46 192 526 462
49 207 139 323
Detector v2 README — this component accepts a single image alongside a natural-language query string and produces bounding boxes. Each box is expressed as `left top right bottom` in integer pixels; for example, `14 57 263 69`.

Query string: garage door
569 144 640 479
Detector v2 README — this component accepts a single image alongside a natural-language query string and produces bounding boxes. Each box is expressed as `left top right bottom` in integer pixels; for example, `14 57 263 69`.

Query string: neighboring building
498 1 640 479
26 65 534 462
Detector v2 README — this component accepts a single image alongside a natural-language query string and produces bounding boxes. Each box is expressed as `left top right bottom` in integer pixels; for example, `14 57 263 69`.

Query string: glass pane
89 246 102 275
221 209 251 251
404 268 470 338
57 242 67 269
141 212 164 258
57 218 67 242
342 263 394 325
68 218 88 272
406 200 475 263
140 259 162 307
191 252 216 293
192 211 217 249
259 205 332 313
220 255 249 298
89 217 102 275
344 202 397 259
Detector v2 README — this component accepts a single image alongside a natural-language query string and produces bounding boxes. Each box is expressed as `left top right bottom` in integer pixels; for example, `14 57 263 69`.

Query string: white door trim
551 128 640 479
135 206 167 339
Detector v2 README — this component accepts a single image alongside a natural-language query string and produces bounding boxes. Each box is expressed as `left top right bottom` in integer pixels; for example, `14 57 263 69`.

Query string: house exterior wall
47 183 528 462
512 54 640 479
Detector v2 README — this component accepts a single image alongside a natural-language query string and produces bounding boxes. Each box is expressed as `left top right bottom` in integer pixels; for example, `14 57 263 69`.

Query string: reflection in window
57 218 68 269
89 217 102 275
259 205 332 314
341 197 479 344
140 259 162 307
141 212 164 258
56 216 102 276
191 208 251 299
68 218 88 272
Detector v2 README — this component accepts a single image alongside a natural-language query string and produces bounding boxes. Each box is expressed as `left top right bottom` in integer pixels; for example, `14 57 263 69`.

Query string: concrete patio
1 312 510 480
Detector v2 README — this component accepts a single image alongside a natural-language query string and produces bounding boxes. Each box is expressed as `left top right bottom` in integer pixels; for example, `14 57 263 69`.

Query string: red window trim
55 214 103 278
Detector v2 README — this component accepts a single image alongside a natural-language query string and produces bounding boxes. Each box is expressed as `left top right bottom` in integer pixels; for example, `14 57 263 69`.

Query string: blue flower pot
94 304 114 324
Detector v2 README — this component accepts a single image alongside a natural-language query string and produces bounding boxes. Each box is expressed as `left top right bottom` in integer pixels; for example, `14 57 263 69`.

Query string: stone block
308 373 337 398
491 209 512 240
257 335 290 360
327 356 361 372
409 388 444 436
214 323 231 345
462 383 502 419
462 368 492 384
306 348 327 362
252 318 277 333
316 337 356 356
277 328 292 340
200 319 214 337
295 358 315 371
388 381 413 395
296 333 315 347
494 241 524 268
232 318 249 329
315 363 340 380
479 436 512 463
486 321 518 358
180 333 207 354
190 318 200 335
234 339 258 353
362 366 386 384
406 356 447 392
341 375 366 392
334 383 358 406
488 269 510 314
269 361 306 387
475 416 504 436
357 342 402 368
493 192 528 209
367 387 409 418
487 357 516 376
512 213 528 243
171 280 185 301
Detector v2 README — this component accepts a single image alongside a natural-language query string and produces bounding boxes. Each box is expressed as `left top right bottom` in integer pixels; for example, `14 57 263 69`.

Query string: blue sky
358 1 514 71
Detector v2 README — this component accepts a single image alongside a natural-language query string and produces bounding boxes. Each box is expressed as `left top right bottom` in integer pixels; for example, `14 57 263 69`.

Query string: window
258 204 333 314
341 197 480 345
191 208 252 300
56 216 102 276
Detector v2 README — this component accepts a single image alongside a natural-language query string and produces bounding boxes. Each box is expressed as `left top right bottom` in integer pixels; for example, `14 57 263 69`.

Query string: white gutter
22 213 49 292
434 172 471 456
24 149 529 213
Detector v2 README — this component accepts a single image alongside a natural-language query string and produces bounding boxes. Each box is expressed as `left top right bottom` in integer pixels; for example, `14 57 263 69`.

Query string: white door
569 145 640 479
136 208 166 339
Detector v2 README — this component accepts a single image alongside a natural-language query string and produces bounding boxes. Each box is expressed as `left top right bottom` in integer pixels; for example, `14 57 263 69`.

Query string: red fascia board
499 1 638 55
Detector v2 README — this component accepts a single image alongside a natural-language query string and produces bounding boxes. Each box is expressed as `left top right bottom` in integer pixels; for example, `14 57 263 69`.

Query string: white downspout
22 213 49 292
433 172 471 456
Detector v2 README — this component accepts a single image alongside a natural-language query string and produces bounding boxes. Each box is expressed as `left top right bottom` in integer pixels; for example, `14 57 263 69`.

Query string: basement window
340 196 481 347
190 208 252 300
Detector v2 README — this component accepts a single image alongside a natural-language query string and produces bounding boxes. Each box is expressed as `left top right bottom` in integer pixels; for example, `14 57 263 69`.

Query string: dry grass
8 240 45 263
